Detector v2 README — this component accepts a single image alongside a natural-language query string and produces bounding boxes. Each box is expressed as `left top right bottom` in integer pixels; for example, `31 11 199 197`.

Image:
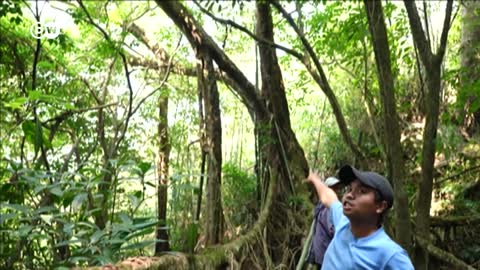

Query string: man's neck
349 222 379 238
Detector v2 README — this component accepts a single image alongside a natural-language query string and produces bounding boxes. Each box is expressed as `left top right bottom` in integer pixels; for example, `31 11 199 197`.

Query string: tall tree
404 1 453 269
196 54 224 245
125 22 172 253
78 0 137 230
196 0 365 161
364 0 411 252
256 1 304 263
156 91 171 253
155 0 309 266
460 0 480 136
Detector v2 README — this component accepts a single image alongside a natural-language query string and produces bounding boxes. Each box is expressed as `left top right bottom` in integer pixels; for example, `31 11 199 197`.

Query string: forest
0 0 479 269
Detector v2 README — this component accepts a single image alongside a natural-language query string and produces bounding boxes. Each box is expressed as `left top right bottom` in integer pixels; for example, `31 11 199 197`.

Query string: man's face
341 179 386 223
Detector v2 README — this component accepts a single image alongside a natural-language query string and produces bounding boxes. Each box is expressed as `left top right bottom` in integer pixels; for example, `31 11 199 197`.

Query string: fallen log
430 215 480 227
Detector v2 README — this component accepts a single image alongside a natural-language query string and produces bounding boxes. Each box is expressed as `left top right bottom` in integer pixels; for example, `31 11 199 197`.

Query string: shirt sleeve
385 250 414 270
329 201 344 228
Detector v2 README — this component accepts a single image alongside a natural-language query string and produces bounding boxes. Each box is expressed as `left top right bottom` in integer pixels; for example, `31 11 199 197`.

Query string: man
307 177 343 269
307 165 414 270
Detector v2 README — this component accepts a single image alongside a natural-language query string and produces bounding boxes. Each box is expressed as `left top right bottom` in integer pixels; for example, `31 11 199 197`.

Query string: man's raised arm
307 171 339 208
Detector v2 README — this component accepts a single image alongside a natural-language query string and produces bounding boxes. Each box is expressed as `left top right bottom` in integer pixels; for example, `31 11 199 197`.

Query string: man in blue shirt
307 165 414 270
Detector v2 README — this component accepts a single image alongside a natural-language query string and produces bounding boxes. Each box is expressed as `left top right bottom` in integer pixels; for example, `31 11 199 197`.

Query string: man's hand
306 170 323 184
307 170 339 208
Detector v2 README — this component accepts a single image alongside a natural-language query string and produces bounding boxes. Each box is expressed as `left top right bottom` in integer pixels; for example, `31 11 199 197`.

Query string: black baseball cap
338 165 394 209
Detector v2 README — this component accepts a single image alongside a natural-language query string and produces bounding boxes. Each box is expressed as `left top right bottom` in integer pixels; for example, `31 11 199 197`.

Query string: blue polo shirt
321 201 414 270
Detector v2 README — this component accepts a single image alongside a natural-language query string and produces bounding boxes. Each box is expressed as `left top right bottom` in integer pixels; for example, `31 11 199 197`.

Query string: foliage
222 162 257 232
0 0 479 268
0 161 159 269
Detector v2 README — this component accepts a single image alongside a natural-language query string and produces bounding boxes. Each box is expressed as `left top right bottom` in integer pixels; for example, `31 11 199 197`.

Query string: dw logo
30 21 61 39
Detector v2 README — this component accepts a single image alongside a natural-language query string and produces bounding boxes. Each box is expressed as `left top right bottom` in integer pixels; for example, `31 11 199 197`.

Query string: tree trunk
460 1 480 136
255 2 310 265
197 54 224 245
364 0 411 252
156 1 309 266
416 65 442 269
155 91 170 254
404 1 453 269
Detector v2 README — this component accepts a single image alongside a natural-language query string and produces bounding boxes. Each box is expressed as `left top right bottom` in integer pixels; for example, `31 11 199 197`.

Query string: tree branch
42 102 119 125
129 36 182 117
435 0 454 62
404 1 433 67
126 22 170 62
192 0 304 61
155 0 267 120
416 235 476 270
430 215 480 227
128 54 247 110
434 164 480 186
128 56 197 77
270 0 365 160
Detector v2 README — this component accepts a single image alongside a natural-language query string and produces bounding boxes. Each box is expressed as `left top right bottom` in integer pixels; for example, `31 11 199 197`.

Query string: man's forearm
308 173 339 207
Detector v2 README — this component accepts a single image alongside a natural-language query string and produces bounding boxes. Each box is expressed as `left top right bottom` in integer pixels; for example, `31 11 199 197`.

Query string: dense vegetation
0 0 479 269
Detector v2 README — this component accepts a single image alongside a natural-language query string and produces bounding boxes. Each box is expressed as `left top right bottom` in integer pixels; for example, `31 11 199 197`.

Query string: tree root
416 235 477 270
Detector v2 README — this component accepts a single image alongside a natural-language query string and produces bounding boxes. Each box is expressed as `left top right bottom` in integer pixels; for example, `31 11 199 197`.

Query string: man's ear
375 200 388 214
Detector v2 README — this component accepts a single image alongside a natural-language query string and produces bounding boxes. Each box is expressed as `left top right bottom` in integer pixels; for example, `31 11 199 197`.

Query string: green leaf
37 61 54 70
18 225 34 237
28 90 43 100
121 239 156 251
93 255 114 265
0 213 17 225
469 97 480 113
63 223 74 235
4 97 28 109
40 214 53 225
105 239 125 248
185 222 198 253
28 90 61 104
35 118 52 150
72 193 88 211
118 212 132 225
33 118 43 153
77 221 98 230
145 181 155 187
125 226 155 241
35 206 57 214
50 187 64 197
90 229 106 244
132 219 158 230
136 161 152 176
1 203 30 214
34 184 47 195
22 120 36 150
68 256 90 264
64 103 76 110
128 194 139 209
